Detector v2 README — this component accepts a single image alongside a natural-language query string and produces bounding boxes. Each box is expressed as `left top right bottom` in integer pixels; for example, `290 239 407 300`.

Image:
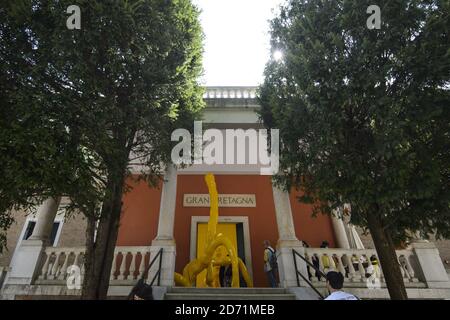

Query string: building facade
1 87 450 299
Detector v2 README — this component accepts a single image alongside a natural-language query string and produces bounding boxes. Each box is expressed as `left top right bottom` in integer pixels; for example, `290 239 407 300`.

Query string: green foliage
0 1 100 246
260 0 450 241
0 0 204 248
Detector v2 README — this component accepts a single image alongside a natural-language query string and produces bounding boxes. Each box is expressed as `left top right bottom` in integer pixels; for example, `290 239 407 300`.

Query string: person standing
263 240 278 288
324 271 358 300
219 264 232 287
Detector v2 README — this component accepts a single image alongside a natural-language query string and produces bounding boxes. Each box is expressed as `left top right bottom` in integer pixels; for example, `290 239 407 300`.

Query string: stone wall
0 209 87 268
0 210 28 267
57 214 87 248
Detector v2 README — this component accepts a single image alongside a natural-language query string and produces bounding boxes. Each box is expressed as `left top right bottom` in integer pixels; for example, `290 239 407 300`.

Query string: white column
149 165 178 287
272 184 298 242
341 204 365 249
154 165 178 241
29 197 61 243
6 197 61 285
331 210 351 249
272 183 305 288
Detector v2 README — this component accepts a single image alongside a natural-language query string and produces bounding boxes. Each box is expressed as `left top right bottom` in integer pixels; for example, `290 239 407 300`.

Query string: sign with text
183 194 256 207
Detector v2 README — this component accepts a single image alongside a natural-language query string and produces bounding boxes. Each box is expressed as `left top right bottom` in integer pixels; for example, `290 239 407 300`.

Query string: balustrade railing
292 249 325 299
203 87 257 99
38 247 85 281
36 246 156 284
303 248 421 285
35 245 422 290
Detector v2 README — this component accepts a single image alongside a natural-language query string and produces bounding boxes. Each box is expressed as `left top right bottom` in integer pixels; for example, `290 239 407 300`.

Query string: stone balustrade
304 248 421 286
203 86 257 99
38 247 85 282
34 246 425 291
36 246 152 284
110 246 151 281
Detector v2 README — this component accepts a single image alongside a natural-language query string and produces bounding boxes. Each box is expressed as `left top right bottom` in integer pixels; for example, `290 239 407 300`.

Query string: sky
192 0 284 87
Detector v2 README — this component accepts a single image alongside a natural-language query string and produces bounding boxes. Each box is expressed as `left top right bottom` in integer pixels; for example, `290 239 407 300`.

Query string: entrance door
196 222 243 287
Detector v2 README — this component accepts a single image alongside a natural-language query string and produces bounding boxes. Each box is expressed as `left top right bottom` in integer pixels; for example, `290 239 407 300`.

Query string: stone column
331 209 351 249
149 165 178 287
29 197 61 243
6 197 61 285
272 183 305 288
154 165 178 242
272 184 298 242
411 240 450 289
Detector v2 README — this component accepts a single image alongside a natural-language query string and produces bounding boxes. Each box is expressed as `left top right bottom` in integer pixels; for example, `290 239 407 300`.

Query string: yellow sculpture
174 173 253 288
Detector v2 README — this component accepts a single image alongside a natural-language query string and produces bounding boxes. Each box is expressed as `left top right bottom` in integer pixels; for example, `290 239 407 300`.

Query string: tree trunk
366 206 408 300
82 214 97 299
82 175 125 299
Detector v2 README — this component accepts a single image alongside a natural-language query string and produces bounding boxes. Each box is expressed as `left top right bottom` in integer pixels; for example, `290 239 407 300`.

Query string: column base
276 239 307 288
5 240 46 285
148 239 177 287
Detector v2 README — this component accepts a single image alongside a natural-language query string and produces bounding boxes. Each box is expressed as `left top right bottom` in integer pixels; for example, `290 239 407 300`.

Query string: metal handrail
294 249 327 279
145 248 163 286
292 249 325 300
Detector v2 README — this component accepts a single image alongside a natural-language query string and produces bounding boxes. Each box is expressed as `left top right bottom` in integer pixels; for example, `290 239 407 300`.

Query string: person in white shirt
324 271 358 300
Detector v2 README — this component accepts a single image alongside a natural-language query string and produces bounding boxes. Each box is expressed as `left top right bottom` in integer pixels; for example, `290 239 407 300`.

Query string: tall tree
0 1 96 252
260 0 449 300
1 0 203 299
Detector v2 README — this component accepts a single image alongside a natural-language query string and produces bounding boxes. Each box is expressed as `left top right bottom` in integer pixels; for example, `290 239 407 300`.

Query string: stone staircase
164 287 297 300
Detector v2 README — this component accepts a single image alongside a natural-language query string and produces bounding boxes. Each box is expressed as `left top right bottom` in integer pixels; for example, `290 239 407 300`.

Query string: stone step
167 287 288 295
165 293 297 300
165 287 296 300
